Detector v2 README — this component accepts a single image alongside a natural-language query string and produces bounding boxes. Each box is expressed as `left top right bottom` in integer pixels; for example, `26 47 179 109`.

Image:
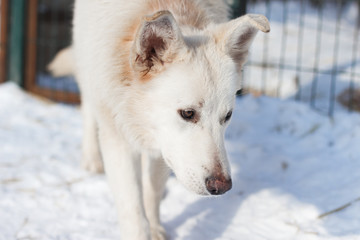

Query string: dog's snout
205 176 232 195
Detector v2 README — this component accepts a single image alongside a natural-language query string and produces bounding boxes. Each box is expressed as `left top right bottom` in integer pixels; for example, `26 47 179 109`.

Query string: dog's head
128 11 269 195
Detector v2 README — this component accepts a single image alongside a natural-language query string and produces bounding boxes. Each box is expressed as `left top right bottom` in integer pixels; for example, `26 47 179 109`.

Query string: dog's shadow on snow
164 183 242 240
163 153 255 240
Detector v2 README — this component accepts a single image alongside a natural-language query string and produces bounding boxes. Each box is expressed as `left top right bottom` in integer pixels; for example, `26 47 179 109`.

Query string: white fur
47 47 74 77
56 1 272 239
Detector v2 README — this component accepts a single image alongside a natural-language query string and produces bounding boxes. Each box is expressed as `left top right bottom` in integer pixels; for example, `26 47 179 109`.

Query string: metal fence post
232 0 247 18
8 0 26 86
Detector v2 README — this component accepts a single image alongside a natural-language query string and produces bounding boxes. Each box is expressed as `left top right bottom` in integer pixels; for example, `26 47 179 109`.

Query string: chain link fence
242 0 360 116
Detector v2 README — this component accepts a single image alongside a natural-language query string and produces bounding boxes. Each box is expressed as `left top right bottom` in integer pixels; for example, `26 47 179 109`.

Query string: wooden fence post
0 0 9 83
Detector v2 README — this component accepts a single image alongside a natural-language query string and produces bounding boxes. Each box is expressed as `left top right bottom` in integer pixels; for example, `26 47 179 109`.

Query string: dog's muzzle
205 176 232 195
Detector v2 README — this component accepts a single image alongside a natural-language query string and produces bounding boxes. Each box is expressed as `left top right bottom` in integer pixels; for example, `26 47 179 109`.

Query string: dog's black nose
205 176 232 195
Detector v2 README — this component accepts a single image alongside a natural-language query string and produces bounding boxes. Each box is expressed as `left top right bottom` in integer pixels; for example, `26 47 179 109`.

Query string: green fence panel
8 0 26 86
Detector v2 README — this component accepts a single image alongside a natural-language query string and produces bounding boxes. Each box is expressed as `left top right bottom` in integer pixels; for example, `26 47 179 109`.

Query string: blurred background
0 0 359 115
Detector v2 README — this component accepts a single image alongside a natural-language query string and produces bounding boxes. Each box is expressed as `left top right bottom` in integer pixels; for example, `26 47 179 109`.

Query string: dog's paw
151 225 167 240
81 157 104 174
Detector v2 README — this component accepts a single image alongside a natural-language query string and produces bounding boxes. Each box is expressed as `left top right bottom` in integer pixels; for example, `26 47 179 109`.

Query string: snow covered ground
1 82 360 240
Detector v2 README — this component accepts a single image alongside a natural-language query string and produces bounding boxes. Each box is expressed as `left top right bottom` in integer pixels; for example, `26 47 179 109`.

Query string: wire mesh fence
242 0 360 116
35 0 77 94
24 0 79 103
17 0 360 115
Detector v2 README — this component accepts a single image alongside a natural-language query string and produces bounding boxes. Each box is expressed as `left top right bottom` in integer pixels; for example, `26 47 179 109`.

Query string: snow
1 82 360 240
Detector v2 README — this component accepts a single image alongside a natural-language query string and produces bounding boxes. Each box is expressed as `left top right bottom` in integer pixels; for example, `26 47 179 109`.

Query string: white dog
49 0 269 239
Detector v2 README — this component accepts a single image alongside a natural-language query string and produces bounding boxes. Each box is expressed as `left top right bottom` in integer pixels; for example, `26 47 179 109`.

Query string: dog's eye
224 111 232 123
179 109 196 121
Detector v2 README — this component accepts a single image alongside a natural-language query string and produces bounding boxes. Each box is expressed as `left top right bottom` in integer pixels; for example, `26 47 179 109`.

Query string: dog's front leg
98 125 150 240
142 152 170 240
80 101 104 173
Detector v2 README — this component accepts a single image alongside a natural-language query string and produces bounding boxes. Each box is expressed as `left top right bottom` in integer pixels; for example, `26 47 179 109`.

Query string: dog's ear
131 10 184 77
214 14 270 73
